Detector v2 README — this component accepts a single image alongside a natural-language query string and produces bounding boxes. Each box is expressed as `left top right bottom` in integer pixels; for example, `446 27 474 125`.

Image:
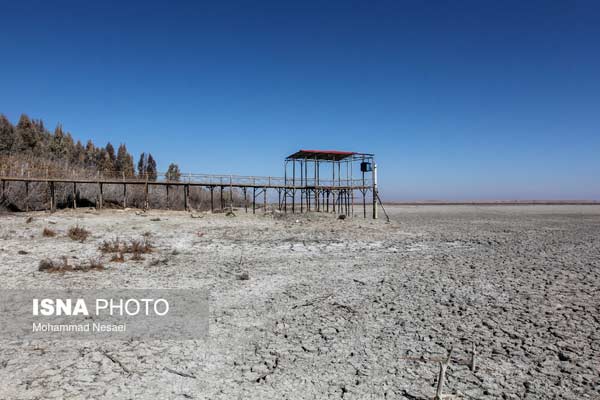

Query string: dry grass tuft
100 238 122 253
38 256 104 273
68 225 90 242
129 239 153 254
110 252 125 263
42 227 57 237
100 237 153 255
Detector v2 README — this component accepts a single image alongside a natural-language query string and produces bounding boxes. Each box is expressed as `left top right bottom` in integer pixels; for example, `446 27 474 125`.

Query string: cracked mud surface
0 205 599 399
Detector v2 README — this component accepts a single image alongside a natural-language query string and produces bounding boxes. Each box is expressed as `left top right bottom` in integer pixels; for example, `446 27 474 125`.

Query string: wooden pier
0 149 382 218
0 172 379 218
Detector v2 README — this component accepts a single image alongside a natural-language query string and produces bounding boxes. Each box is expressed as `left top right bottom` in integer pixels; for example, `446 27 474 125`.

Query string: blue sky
1 1 599 200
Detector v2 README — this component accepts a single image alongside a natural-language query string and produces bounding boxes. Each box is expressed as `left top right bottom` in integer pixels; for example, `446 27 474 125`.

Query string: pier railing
0 169 372 188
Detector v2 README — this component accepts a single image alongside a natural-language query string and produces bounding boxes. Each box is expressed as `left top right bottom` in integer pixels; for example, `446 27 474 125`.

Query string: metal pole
294 160 297 213
284 160 287 213
298 160 302 213
372 162 378 219
362 157 366 218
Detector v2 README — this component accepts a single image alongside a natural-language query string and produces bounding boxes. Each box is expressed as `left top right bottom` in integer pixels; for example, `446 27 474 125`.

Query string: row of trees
0 114 181 181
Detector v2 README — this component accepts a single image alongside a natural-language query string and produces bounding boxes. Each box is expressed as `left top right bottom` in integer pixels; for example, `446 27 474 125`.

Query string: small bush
100 238 122 253
38 257 104 272
129 239 153 254
42 227 57 237
82 258 104 271
100 237 153 254
38 258 56 271
68 225 90 242
110 252 125 262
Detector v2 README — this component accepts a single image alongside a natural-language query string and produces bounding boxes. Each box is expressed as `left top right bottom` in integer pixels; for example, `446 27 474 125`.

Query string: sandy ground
0 205 599 399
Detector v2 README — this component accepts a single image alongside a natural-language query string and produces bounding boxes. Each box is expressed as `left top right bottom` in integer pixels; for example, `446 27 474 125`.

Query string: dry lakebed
0 205 598 399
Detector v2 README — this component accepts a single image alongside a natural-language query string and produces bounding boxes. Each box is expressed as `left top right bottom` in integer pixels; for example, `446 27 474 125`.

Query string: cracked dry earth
0 205 599 399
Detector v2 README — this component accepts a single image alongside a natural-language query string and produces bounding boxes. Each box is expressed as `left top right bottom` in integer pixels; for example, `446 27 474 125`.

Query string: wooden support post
24 181 29 212
144 182 149 210
332 189 336 213
278 189 281 210
72 182 77 209
98 182 103 210
1 180 5 203
263 187 267 213
470 343 477 372
326 190 330 212
123 183 127 209
243 187 248 213
210 187 214 212
166 185 169 209
220 186 224 210
252 187 256 214
435 346 453 400
184 185 189 211
47 181 52 212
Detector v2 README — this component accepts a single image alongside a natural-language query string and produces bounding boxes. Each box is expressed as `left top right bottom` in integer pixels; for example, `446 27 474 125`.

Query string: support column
278 189 281 210
210 187 214 212
123 183 127 209
184 184 190 211
144 182 149 210
25 181 29 212
220 186 224 210
166 185 170 210
252 187 256 214
98 182 103 210
73 182 77 209
243 187 248 213
48 181 53 212
263 188 267 213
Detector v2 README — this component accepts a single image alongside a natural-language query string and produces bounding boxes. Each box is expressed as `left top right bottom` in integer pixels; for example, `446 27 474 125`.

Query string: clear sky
1 1 599 200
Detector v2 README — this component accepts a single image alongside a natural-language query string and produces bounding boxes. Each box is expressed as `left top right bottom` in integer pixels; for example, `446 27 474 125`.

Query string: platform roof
286 149 358 161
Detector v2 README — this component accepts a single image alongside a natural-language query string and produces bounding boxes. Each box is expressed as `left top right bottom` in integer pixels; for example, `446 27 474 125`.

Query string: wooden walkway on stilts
0 173 378 218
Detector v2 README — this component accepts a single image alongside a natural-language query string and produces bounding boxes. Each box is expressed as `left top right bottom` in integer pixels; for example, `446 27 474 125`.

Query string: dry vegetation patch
38 257 104 273
100 237 154 254
67 225 91 242
110 252 125 263
100 237 154 262
42 227 57 237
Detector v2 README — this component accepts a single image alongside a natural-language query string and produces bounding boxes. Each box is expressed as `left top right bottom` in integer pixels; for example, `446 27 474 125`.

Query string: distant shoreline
383 201 600 206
